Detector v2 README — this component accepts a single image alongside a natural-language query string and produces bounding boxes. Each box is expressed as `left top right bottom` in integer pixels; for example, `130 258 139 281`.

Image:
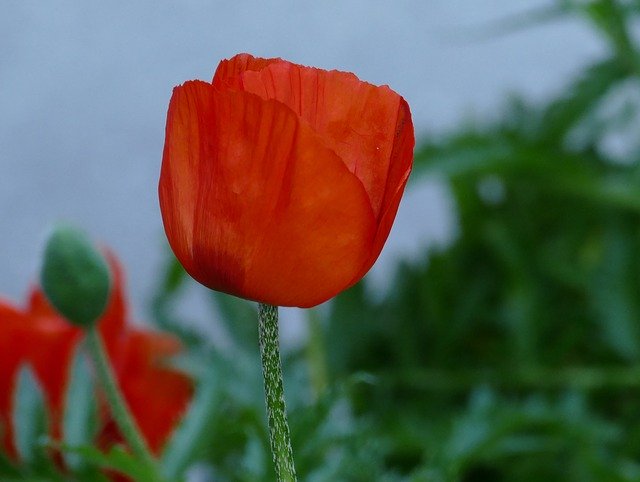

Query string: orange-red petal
160 81 377 307
358 97 414 280
0 296 81 456
212 53 281 90
238 59 408 219
0 300 26 457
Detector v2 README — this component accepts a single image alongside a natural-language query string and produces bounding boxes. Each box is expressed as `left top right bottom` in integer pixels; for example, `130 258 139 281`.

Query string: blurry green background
147 2 640 481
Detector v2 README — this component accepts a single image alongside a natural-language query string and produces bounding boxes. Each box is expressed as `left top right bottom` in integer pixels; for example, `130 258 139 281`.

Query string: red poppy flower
0 253 192 469
0 275 119 458
159 53 414 307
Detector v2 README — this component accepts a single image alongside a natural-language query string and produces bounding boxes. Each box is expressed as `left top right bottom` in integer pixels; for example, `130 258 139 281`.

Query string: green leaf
161 373 219 481
62 347 97 470
589 219 640 360
12 366 48 466
150 253 203 347
540 57 629 143
0 451 21 478
60 444 157 482
210 291 257 352
161 255 188 295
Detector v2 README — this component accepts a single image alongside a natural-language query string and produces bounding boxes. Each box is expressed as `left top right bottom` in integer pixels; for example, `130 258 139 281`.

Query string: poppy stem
85 326 160 480
258 303 297 482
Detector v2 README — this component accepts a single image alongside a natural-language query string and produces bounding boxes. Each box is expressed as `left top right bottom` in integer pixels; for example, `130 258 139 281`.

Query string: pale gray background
1 1 604 335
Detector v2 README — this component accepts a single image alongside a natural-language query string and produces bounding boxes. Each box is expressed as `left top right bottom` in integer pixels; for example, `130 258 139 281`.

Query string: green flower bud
41 224 111 327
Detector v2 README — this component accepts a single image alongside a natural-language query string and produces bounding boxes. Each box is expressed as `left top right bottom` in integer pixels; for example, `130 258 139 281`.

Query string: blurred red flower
0 253 192 466
159 53 414 308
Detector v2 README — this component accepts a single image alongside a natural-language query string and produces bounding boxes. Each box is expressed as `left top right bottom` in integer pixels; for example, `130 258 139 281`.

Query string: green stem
258 304 297 482
86 326 159 477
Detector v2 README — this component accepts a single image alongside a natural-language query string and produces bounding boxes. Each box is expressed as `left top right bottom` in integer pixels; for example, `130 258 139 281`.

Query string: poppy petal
212 53 281 90
160 81 377 307
360 97 414 279
0 298 80 452
160 80 214 279
240 61 408 218
0 301 25 456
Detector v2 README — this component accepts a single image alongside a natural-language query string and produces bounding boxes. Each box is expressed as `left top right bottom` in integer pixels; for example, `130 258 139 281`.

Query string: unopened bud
41 225 111 327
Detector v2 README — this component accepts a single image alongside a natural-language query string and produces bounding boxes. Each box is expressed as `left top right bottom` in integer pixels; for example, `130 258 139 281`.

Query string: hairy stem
258 303 297 482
